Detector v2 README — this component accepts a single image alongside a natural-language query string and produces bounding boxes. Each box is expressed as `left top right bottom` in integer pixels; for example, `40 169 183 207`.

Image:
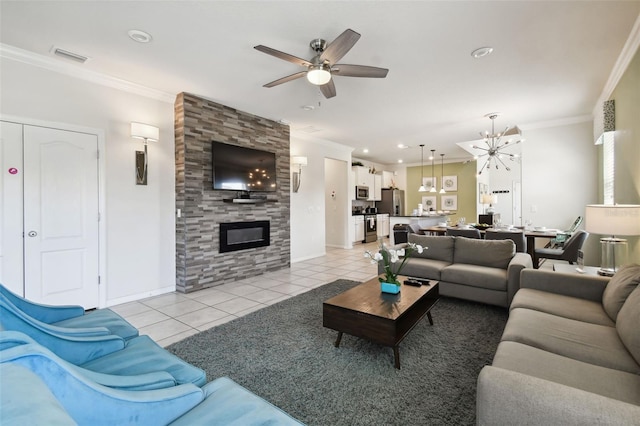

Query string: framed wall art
421 196 436 211
478 183 489 202
422 177 436 191
442 175 458 191
441 194 458 211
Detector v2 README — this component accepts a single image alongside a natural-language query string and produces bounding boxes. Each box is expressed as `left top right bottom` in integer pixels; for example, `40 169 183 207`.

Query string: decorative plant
365 240 425 285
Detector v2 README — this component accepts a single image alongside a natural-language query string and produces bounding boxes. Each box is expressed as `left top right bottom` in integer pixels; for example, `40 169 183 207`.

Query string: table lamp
481 194 493 214
585 204 640 276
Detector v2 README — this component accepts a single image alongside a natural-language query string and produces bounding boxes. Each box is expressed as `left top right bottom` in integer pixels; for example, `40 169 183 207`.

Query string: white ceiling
1 1 639 165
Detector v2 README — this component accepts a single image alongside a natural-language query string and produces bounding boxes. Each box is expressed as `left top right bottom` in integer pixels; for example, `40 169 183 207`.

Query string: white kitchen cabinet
382 171 395 189
373 174 382 201
376 213 390 238
381 213 390 237
353 166 373 189
354 215 365 243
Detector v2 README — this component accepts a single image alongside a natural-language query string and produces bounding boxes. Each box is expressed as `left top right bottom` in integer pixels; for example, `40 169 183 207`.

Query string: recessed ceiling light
128 29 153 43
397 159 403 163
471 47 493 58
301 105 315 111
397 144 410 149
363 148 369 153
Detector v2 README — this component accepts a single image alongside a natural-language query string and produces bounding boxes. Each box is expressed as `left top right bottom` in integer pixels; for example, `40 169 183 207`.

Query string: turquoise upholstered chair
0 299 206 386
0 341 305 426
0 283 138 340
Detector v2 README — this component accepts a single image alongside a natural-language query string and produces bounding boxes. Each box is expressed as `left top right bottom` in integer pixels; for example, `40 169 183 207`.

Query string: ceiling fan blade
263 71 307 88
319 79 336 99
320 29 361 64
254 45 312 67
332 64 389 78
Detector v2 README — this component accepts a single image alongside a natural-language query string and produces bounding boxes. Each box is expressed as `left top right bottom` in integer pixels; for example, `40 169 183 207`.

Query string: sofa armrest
477 366 640 425
519 269 610 302
506 253 532 305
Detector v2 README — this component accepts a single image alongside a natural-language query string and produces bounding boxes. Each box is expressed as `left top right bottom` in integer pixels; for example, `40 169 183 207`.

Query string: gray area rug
167 279 508 425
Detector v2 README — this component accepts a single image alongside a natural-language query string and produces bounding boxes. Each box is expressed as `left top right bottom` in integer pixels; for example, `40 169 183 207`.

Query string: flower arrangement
365 240 425 286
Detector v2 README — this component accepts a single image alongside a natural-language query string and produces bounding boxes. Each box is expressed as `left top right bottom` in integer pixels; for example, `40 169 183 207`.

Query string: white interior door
23 125 99 308
0 121 25 295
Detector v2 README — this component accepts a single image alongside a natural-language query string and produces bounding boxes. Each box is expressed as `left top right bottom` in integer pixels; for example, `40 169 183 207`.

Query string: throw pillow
616 285 640 365
408 234 454 263
602 263 640 321
453 237 515 269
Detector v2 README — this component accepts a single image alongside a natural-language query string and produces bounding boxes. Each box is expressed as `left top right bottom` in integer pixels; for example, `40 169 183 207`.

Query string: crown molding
593 12 640 113
520 114 593 131
0 43 175 103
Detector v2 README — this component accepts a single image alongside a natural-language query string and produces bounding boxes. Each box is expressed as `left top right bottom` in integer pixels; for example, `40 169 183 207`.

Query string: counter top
389 214 450 218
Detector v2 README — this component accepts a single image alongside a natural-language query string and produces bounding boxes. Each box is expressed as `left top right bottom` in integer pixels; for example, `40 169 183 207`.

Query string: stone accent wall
175 93 290 293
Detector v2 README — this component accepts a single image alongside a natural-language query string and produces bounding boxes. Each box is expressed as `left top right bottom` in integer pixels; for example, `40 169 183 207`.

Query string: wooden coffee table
323 275 439 369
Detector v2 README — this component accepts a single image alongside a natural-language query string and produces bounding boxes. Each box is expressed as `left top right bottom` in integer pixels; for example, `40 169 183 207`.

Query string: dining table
420 226 558 260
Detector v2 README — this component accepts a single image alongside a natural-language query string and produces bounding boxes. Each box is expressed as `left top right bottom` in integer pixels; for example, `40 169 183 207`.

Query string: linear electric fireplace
219 221 270 253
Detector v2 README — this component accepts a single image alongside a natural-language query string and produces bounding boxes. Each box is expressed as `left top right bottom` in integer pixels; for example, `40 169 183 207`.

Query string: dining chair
445 228 482 239
485 230 527 253
533 230 589 269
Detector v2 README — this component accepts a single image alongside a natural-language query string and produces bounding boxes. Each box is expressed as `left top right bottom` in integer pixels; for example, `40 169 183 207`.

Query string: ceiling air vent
52 47 89 64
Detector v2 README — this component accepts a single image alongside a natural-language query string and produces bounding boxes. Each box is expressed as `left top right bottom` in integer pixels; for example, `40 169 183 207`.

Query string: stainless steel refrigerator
378 189 404 216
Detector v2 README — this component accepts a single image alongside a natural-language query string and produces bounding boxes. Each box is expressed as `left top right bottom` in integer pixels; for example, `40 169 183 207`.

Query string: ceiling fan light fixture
307 65 331 85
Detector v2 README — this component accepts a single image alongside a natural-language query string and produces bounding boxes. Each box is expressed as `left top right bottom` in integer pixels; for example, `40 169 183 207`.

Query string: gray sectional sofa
477 265 640 425
380 234 532 307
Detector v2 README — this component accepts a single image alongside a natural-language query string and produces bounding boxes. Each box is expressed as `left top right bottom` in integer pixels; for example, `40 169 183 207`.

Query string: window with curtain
602 132 614 205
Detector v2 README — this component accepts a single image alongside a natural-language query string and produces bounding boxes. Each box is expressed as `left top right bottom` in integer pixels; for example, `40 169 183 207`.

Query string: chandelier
474 113 523 175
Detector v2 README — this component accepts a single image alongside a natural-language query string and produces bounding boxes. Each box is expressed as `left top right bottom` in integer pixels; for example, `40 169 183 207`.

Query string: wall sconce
291 156 308 193
585 204 640 276
131 122 159 185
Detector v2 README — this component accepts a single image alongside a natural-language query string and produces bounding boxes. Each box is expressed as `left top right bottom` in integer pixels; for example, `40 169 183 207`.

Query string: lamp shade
291 156 308 166
585 204 640 236
131 122 159 141
481 194 493 204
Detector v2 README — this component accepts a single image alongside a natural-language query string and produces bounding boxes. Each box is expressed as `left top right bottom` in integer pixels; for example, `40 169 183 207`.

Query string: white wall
290 133 352 262
521 120 600 264
325 158 349 248
0 58 177 306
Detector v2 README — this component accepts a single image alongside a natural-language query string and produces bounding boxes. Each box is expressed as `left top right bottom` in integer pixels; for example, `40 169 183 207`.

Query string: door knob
28 231 38 237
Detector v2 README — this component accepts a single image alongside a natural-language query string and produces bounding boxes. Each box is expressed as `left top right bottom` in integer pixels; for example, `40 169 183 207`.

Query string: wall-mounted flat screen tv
212 141 277 192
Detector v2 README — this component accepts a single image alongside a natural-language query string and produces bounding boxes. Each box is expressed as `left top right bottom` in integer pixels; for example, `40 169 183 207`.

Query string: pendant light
439 153 446 194
418 144 427 192
429 149 436 193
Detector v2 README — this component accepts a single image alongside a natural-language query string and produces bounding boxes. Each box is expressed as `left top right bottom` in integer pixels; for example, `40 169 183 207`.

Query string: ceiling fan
254 29 388 99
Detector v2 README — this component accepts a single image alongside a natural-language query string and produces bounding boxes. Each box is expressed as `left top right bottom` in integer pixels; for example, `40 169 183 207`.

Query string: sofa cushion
171 377 304 426
502 308 640 374
80 335 207 386
408 234 454 263
441 264 508 291
453 238 515 269
510 288 614 327
616 286 640 365
492 341 640 405
602 264 640 321
399 258 449 281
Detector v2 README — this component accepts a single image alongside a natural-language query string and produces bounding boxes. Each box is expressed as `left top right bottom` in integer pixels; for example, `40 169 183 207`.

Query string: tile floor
110 240 383 347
